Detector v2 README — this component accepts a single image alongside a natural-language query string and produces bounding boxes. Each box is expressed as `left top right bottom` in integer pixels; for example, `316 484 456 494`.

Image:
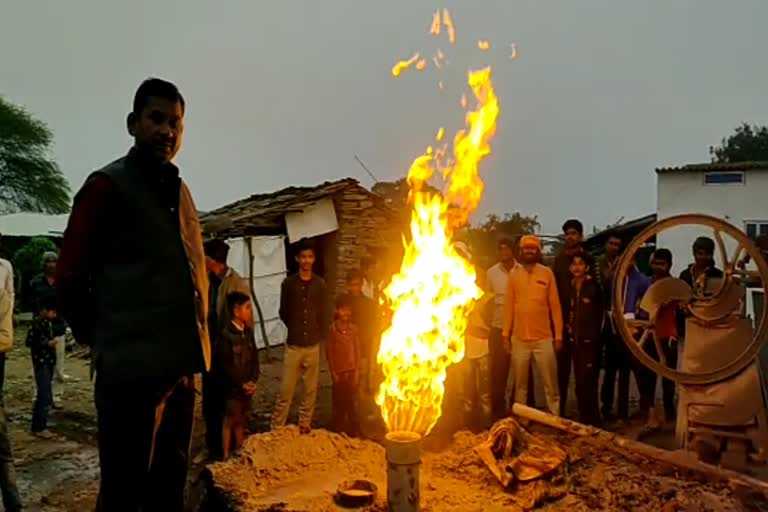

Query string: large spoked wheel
612 214 768 385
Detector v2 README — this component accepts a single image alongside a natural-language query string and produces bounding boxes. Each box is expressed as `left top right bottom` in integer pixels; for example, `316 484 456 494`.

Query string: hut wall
333 190 402 299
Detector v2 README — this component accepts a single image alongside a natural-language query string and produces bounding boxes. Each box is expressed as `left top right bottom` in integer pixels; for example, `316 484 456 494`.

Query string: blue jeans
32 362 53 432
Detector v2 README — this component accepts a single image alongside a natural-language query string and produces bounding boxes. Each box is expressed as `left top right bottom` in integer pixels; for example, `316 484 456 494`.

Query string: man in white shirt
486 237 517 418
0 233 14 406
0 240 21 511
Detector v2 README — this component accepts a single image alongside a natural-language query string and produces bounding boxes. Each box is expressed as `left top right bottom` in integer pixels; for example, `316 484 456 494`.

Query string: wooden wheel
612 214 768 385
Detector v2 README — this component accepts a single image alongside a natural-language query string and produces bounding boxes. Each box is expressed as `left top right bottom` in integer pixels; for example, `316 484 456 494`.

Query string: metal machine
612 214 768 469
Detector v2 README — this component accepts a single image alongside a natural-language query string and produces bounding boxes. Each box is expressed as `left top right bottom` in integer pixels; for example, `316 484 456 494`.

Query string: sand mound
207 426 762 511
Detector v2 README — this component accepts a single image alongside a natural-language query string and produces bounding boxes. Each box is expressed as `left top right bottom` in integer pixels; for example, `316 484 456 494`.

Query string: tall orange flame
376 66 499 436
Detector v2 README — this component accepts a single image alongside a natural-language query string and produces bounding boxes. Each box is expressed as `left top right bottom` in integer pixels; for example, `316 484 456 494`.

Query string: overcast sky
2 0 767 234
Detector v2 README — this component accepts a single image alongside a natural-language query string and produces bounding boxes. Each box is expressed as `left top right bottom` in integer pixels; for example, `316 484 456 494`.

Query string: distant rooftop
0 213 69 237
656 161 768 174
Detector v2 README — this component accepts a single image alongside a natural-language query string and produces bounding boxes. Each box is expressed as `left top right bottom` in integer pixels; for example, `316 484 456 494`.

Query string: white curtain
225 236 287 348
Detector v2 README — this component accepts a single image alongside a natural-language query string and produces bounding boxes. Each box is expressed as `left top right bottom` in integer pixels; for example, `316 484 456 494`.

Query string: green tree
465 212 540 270
710 123 768 163
0 97 70 213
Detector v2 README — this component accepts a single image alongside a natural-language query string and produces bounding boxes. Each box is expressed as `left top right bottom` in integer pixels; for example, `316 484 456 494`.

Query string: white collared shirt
487 261 515 329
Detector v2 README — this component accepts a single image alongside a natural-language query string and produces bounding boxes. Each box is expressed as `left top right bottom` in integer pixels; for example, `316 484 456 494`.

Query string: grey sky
2 0 767 234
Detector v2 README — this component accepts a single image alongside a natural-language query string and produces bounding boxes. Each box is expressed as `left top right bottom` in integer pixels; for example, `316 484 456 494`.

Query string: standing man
56 78 209 512
567 253 604 426
639 248 679 430
552 219 595 416
486 238 515 418
271 240 328 434
621 253 651 420
504 235 563 416
0 234 22 512
30 251 67 408
0 234 14 405
203 239 251 460
679 237 724 294
597 232 628 421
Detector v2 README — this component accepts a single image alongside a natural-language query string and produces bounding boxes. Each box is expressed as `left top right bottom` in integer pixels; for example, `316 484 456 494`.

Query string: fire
430 9 441 35
376 66 499 436
392 53 420 77
443 8 456 44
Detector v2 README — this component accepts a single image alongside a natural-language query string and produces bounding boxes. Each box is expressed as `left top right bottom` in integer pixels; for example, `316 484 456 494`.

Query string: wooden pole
511 403 768 496
245 236 272 358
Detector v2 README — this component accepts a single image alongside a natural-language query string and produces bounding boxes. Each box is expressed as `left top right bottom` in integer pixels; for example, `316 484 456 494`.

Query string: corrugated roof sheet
656 161 768 174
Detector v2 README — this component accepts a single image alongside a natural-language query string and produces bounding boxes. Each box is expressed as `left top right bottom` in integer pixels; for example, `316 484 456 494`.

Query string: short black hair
226 291 250 314
497 237 515 250
568 252 589 265
346 269 363 282
562 219 584 235
653 248 673 264
693 236 715 254
133 78 185 115
38 294 57 313
605 230 622 243
293 238 316 256
335 295 353 311
204 239 230 265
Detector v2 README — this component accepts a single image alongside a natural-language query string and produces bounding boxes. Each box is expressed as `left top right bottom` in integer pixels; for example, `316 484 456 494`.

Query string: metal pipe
385 431 422 512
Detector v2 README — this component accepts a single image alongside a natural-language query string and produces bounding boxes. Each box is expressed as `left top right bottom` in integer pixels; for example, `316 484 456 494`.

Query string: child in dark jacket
567 253 604 426
327 297 361 436
26 295 59 437
216 292 260 459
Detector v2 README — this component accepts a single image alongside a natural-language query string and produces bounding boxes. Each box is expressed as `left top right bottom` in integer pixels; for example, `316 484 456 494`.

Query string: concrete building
656 161 768 321
656 161 768 275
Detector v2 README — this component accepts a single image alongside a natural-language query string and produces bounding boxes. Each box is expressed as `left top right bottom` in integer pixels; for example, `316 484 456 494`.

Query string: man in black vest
57 78 209 512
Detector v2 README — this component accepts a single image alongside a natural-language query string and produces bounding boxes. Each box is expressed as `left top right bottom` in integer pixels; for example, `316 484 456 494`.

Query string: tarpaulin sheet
285 198 338 243
226 236 287 348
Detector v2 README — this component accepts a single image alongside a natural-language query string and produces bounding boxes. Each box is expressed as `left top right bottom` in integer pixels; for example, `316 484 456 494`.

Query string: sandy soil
4 321 767 512
207 425 767 512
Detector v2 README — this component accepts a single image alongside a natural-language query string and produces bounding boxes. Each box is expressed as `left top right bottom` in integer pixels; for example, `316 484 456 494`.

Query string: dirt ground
207 425 768 512
4 320 767 511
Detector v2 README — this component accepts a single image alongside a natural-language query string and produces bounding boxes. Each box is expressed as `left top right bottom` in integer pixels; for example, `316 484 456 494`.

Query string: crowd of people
0 77 735 512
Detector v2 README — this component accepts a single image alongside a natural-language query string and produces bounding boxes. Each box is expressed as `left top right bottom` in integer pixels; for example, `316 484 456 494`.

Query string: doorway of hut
283 230 340 299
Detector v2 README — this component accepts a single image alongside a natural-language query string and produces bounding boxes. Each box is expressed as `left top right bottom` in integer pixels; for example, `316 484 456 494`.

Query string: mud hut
201 178 401 309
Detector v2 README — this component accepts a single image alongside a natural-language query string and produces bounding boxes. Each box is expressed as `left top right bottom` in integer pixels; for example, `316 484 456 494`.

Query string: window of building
703 171 745 185
745 221 768 240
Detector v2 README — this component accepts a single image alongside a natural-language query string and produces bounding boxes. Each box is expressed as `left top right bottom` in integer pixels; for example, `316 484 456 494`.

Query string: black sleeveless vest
90 153 209 382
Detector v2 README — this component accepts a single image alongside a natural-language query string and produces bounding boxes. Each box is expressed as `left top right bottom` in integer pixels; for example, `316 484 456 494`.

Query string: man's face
650 256 671 278
605 236 622 258
347 277 363 296
564 228 582 248
497 244 514 264
694 248 714 268
205 256 225 276
519 246 539 264
129 96 184 164
337 306 353 323
234 301 253 323
569 257 587 278
297 249 316 272
44 257 57 275
43 309 57 321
